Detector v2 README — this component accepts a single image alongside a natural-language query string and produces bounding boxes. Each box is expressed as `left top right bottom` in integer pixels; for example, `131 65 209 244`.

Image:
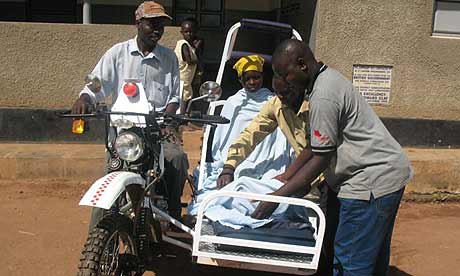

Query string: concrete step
0 143 105 181
404 148 460 194
0 133 458 194
0 130 203 182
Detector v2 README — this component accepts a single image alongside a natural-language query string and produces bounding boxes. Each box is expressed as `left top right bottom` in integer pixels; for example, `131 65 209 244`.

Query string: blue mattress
212 206 317 253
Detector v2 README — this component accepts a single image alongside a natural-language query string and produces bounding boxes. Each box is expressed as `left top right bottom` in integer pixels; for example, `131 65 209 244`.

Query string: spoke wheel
77 215 140 276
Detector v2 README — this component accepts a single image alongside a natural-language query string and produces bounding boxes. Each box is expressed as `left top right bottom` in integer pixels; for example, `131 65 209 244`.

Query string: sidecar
184 19 325 275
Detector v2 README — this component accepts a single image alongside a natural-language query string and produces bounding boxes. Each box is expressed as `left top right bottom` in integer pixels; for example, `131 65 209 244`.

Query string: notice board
352 65 392 104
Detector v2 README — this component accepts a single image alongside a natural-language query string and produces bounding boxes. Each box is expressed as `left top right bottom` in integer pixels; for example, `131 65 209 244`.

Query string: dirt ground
1 133 460 276
1 181 459 276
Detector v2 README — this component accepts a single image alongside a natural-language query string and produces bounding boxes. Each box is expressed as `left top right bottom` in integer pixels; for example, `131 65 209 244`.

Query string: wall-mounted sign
352 65 392 104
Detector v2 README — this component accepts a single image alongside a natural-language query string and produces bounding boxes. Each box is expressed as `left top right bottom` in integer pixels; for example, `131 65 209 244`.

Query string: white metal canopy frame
215 19 303 85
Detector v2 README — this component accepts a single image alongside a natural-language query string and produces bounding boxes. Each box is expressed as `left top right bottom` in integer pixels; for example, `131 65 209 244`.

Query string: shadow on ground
389 266 413 276
147 247 280 276
145 246 414 276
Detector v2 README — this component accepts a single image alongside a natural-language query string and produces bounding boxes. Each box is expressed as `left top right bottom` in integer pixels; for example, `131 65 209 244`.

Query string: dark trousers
162 142 189 220
315 183 340 276
88 142 189 230
332 188 404 276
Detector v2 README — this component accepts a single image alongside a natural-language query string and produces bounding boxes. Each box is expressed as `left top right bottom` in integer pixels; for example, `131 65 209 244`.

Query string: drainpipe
309 0 318 53
83 0 91 24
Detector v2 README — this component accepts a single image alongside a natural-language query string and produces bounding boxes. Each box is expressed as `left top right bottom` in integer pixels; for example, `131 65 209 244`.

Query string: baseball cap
135 1 172 21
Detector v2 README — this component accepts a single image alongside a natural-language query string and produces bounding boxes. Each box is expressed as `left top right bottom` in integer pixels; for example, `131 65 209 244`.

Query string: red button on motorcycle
123 82 138 97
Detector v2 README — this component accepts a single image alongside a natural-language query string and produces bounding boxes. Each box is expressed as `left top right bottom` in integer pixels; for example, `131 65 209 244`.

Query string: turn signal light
72 119 85 134
123 82 138 97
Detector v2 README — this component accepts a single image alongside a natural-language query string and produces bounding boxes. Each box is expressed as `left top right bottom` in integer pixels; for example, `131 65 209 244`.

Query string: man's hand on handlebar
217 165 235 189
164 103 179 115
72 94 93 114
161 125 180 144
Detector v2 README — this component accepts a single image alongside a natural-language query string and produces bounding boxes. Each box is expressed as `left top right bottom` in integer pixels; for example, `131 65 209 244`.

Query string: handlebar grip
55 110 98 118
56 105 108 118
166 113 229 125
55 110 71 118
200 114 230 124
240 18 293 37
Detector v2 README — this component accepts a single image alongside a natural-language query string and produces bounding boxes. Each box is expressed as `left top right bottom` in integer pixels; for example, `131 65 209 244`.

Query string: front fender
79 171 145 210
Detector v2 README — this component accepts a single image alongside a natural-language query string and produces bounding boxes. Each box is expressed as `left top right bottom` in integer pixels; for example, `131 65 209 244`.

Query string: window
433 0 460 37
0 0 77 23
174 0 224 28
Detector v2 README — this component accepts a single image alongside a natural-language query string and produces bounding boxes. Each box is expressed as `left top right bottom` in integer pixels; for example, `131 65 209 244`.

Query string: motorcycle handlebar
166 113 230 125
56 109 230 126
56 111 100 118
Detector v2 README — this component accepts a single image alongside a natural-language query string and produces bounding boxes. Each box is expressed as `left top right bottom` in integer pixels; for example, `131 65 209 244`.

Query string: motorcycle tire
77 214 139 276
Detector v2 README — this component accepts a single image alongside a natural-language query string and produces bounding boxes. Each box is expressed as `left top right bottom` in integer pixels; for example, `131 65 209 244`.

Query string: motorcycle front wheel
77 214 139 276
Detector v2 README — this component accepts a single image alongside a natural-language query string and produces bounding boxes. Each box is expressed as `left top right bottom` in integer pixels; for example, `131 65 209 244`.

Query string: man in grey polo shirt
72 1 188 227
252 39 412 276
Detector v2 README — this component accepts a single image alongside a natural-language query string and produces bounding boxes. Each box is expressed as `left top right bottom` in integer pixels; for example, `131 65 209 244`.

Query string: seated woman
188 55 293 216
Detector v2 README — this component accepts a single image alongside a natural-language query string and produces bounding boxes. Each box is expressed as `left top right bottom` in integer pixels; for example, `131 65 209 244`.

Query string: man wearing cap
72 1 189 227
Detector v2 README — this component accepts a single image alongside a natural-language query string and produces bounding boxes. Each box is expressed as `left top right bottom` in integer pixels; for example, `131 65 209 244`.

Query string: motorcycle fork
125 184 144 215
126 183 155 269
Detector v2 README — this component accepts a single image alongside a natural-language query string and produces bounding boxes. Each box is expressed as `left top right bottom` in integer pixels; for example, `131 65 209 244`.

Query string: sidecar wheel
77 215 139 276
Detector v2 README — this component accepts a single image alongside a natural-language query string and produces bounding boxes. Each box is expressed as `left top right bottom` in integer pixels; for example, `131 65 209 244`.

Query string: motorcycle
64 19 327 276
60 77 228 276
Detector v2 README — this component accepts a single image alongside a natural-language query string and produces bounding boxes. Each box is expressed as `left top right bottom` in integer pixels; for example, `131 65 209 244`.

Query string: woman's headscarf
233 55 264 77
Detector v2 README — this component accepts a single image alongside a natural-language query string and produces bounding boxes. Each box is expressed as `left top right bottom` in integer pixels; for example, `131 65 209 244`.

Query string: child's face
180 23 197 42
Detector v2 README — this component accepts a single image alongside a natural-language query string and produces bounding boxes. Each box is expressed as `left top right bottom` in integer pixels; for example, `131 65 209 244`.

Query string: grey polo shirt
80 38 180 111
308 67 412 200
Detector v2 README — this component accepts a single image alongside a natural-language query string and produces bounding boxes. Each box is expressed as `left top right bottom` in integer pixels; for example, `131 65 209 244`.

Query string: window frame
432 0 460 38
173 0 225 30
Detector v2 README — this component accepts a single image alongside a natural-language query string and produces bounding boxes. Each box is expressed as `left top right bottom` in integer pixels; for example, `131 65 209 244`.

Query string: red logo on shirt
313 130 330 143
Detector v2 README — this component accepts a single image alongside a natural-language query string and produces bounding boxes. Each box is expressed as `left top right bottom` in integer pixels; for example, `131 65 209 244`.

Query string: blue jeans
333 188 404 276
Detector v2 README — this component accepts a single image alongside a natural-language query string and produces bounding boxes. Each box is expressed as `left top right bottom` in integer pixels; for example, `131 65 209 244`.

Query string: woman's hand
217 165 235 189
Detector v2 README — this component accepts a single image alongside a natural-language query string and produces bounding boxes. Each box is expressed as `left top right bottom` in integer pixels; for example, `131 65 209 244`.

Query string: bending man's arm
275 147 314 183
251 151 332 219
217 98 278 188
252 97 340 219
274 151 332 197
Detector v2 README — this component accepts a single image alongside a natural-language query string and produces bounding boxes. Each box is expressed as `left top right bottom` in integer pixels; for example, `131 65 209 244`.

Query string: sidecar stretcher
185 19 323 275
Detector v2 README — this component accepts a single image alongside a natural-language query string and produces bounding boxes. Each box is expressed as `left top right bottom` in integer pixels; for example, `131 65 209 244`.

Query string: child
174 18 204 114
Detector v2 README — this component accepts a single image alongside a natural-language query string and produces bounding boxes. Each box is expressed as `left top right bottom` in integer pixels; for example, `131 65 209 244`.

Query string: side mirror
199 81 222 102
85 74 102 94
185 81 222 114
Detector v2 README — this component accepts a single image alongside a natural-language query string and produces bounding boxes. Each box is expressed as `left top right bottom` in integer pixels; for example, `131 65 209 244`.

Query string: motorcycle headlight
114 131 144 162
